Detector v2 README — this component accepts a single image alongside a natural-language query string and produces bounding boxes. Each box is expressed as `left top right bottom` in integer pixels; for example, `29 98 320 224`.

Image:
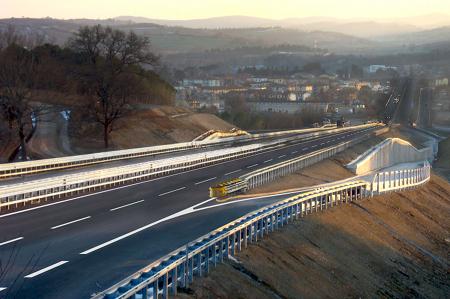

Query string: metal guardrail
0 124 377 179
93 131 432 299
240 131 373 190
203 126 383 198
0 124 381 211
92 180 369 299
0 144 264 211
0 141 200 179
370 161 431 195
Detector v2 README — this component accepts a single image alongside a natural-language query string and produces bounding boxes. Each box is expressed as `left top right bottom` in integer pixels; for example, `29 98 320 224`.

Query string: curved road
0 126 376 298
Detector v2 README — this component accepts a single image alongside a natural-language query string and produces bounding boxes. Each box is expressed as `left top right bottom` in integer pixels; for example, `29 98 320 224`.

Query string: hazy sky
2 0 450 20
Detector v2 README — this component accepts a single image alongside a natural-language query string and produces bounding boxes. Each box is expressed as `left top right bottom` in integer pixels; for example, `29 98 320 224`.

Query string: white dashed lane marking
24 261 69 278
0 237 23 247
110 200 145 211
224 169 242 176
158 187 186 197
51 216 91 230
195 177 217 185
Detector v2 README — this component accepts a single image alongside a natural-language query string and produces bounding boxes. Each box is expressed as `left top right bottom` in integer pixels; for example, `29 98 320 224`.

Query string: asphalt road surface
0 126 376 298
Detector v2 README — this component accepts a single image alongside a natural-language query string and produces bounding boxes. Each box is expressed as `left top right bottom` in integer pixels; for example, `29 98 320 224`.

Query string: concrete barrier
346 138 433 175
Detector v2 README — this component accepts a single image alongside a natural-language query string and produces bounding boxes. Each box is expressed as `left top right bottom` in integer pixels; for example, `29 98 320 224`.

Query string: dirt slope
175 131 450 299
176 176 450 299
435 136 450 182
68 106 235 154
18 105 234 158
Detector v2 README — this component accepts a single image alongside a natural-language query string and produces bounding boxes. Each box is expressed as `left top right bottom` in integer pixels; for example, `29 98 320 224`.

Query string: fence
93 180 369 299
370 161 431 195
0 123 380 179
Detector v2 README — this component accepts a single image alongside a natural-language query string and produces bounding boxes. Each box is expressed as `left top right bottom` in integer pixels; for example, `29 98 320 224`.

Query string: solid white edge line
77 127 373 255
158 187 186 197
24 261 69 278
79 197 216 255
194 177 217 185
79 187 315 255
110 200 145 211
0 237 24 247
51 216 91 230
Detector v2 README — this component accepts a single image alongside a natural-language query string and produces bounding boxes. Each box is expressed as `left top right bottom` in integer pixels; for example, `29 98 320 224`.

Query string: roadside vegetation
0 25 175 159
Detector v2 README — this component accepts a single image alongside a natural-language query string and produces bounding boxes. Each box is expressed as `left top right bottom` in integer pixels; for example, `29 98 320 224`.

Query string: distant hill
373 26 450 48
0 18 376 54
114 15 277 29
114 14 450 38
2 17 450 57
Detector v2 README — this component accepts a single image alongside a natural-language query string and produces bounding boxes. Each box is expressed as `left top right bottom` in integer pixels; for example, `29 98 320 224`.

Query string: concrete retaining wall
347 138 433 175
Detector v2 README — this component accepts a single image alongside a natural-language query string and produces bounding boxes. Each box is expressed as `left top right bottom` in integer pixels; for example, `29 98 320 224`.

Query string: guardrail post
205 248 210 274
219 239 224 262
275 211 279 228
231 233 236 256
254 222 259 242
189 256 194 284
141 285 149 299
244 226 248 248
162 272 168 299
152 280 159 299
261 218 265 237
212 243 217 267
171 268 177 295
238 230 242 252
225 236 230 258
197 253 202 277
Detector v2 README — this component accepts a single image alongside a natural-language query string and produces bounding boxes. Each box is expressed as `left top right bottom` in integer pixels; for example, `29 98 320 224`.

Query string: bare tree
0 25 46 51
69 25 158 148
0 44 39 160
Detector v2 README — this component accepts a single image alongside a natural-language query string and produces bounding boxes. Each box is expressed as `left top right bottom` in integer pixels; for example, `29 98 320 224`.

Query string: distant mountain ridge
0 17 376 54
1 17 450 56
114 14 450 37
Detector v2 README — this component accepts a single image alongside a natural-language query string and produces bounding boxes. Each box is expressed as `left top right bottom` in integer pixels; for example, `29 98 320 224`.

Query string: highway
417 87 433 128
0 126 377 298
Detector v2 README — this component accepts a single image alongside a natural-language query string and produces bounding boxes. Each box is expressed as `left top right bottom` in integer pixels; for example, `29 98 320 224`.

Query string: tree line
0 25 175 159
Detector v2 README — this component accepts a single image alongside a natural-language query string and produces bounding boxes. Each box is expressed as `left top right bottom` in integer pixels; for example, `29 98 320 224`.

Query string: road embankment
175 130 450 299
176 176 450 299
